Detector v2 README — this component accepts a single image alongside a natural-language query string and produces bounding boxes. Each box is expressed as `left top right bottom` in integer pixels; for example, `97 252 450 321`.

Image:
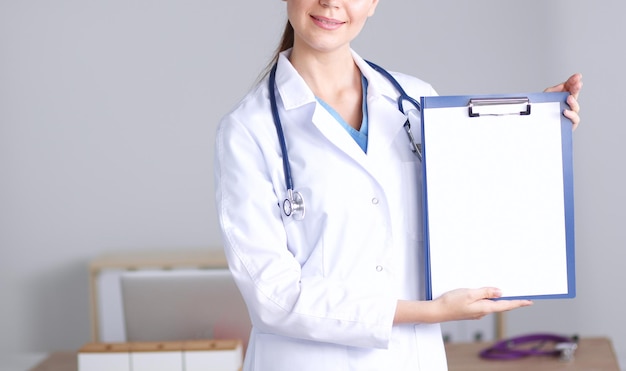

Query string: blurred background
1 0 624 369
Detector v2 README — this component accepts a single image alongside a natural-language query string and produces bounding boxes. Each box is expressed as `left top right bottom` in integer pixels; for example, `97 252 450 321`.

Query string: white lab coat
215 49 448 371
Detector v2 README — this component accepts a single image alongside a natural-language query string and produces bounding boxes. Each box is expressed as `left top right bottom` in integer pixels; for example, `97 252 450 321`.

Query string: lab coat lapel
366 95 408 161
310 97 407 179
310 105 368 164
356 51 414 180
308 83 408 182
275 65 368 169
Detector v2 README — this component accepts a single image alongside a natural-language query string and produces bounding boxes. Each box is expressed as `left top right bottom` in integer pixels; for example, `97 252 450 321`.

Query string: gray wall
1 0 624 367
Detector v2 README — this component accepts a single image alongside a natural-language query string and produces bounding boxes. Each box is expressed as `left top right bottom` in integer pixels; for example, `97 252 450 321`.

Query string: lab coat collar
274 49 405 112
350 50 403 104
274 50 316 111
274 49 408 166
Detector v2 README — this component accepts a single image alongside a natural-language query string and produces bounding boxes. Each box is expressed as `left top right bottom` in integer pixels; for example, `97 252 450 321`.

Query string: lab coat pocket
254 333 348 371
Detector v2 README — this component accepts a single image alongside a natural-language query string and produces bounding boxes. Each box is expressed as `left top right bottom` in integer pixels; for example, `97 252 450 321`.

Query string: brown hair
259 21 294 82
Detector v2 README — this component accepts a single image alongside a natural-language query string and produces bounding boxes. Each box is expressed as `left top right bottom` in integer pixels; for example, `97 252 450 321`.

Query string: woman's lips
311 15 345 30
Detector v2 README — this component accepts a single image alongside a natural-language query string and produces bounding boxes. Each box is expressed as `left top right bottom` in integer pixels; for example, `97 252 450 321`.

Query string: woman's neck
288 47 360 100
289 46 364 130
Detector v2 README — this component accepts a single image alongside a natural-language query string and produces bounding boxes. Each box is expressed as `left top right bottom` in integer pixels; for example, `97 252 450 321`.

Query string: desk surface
31 338 619 371
89 248 227 271
445 337 620 371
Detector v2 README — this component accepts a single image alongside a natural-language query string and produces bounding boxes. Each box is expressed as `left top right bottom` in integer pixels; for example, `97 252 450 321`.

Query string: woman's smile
310 15 345 30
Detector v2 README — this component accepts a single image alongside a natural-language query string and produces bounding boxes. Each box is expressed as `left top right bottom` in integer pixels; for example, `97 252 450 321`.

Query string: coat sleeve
214 111 398 349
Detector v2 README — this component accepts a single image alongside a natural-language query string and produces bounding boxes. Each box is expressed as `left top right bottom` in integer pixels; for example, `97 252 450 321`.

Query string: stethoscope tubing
365 60 422 113
269 64 295 192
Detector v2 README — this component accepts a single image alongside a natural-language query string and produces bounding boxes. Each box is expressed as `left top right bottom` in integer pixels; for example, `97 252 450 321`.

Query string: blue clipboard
420 92 575 301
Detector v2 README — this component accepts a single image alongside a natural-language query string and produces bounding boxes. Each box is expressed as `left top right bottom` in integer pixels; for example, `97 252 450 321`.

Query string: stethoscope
269 61 422 220
479 333 579 361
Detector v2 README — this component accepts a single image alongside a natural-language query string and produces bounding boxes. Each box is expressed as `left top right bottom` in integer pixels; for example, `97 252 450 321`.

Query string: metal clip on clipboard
468 97 531 117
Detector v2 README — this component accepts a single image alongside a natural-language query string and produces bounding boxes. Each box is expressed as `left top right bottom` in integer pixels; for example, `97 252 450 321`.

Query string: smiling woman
215 0 581 371
214 0 582 370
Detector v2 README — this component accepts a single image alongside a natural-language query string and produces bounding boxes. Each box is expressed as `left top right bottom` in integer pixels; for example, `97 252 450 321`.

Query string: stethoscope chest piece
283 189 305 220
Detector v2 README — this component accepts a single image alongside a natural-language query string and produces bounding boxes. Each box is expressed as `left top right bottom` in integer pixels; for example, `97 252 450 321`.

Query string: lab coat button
371 198 379 205
376 265 383 272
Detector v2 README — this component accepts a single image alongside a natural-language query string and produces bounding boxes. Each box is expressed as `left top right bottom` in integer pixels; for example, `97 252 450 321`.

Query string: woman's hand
544 74 583 130
430 287 533 322
394 287 533 325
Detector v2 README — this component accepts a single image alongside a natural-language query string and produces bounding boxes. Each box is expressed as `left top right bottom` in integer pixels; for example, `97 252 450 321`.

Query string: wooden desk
31 338 620 371
445 337 620 370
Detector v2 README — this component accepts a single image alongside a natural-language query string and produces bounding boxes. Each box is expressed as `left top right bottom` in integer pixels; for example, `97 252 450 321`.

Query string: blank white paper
423 101 570 299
